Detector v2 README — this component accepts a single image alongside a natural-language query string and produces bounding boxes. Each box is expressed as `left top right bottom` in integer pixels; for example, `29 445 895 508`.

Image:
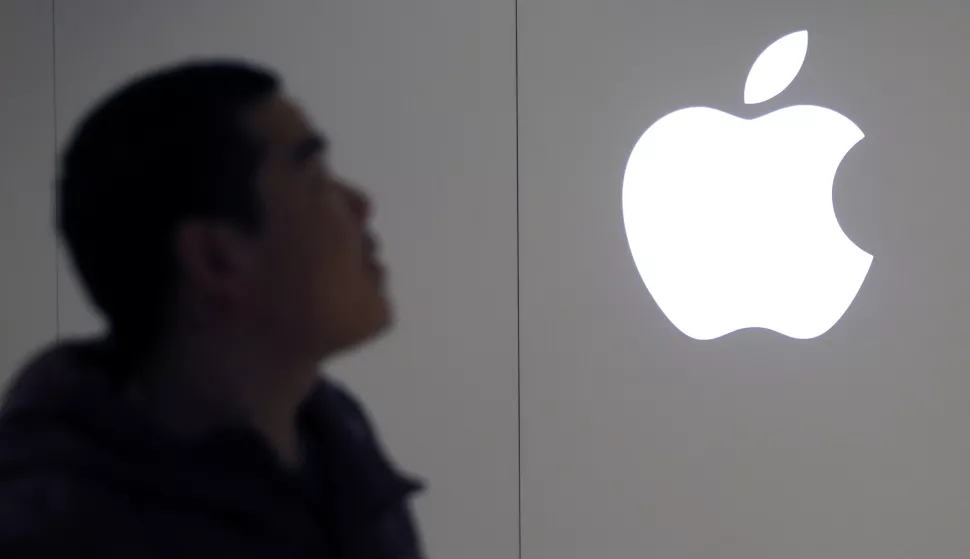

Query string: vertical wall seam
514 0 522 557
51 0 59 341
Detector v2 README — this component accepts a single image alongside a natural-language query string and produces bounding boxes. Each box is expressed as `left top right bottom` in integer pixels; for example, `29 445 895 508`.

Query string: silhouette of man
0 60 425 558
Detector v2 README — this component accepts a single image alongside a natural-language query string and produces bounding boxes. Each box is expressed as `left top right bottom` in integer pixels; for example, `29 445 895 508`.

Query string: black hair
57 60 281 353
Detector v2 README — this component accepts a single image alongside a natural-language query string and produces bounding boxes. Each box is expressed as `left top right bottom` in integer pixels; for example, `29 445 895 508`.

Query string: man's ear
173 220 258 308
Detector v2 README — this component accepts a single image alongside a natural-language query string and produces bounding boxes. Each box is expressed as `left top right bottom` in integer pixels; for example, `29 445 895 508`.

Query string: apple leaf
743 30 808 105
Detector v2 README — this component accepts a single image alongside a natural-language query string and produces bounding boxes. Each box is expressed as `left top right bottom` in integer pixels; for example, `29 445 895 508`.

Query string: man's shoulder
0 454 163 557
0 469 97 555
0 424 139 555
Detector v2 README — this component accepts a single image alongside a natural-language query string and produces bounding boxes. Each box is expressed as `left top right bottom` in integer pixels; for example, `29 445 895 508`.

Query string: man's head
59 60 390 363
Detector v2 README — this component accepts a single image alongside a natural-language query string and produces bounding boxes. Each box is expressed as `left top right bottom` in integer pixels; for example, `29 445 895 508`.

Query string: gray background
4 1 970 558
0 1 56 394
519 2 970 559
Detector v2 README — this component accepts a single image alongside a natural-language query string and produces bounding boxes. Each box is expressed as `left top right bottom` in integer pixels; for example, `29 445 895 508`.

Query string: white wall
0 1 56 387
519 1 970 558
6 1 970 559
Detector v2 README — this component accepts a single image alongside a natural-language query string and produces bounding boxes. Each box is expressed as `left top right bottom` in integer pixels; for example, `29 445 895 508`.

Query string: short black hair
58 60 281 352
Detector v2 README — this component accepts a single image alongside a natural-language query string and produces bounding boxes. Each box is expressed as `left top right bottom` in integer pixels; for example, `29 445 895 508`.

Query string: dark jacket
0 340 426 558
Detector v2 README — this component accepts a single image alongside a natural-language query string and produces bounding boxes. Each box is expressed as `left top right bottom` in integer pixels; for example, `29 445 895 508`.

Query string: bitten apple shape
622 30 872 340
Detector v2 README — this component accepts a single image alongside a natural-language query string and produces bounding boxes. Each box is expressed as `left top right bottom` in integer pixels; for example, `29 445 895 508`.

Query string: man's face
241 95 391 359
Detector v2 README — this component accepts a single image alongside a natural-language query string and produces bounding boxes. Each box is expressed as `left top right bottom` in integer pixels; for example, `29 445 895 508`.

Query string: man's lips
364 232 384 273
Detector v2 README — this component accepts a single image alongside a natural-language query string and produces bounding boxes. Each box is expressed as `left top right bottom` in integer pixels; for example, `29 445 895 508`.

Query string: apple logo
622 30 872 341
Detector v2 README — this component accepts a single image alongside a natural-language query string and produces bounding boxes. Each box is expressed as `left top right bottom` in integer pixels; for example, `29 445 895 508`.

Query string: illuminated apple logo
622 30 872 340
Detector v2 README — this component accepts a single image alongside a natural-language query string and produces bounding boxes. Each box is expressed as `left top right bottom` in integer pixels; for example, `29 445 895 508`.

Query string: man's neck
124 335 319 468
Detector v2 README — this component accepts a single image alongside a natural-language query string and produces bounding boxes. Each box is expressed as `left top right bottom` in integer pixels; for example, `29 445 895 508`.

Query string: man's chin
370 297 395 338
329 299 394 357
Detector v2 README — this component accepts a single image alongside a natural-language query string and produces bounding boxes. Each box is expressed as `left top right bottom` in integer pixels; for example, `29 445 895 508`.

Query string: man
0 60 425 558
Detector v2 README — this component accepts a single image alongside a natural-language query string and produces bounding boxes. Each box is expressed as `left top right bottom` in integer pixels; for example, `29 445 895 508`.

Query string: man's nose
345 183 373 221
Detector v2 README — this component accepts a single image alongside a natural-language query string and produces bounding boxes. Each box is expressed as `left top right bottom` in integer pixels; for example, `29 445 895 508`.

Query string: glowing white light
622 30 872 340
744 30 808 105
